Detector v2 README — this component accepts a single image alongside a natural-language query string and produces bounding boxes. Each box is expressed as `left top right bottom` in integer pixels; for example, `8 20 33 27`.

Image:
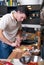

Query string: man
0 6 29 58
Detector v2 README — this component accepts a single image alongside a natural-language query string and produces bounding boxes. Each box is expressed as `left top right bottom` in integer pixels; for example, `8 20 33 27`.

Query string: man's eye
21 17 23 19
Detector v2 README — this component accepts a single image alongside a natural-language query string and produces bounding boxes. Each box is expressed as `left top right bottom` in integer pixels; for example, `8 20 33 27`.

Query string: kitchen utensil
19 55 31 64
30 55 43 62
28 55 43 65
19 55 43 65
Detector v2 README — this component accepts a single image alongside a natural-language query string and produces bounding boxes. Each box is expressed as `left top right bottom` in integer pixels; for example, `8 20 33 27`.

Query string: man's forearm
0 30 12 46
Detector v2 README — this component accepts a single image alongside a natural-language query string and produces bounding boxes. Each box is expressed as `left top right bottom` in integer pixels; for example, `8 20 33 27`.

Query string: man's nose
21 18 24 21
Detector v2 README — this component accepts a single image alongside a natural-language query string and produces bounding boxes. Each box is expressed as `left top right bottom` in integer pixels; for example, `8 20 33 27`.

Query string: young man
0 6 29 58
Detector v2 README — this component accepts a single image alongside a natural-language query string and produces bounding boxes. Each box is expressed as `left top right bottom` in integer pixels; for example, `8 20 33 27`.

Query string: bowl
19 55 43 64
28 56 43 65
19 55 31 64
30 55 43 62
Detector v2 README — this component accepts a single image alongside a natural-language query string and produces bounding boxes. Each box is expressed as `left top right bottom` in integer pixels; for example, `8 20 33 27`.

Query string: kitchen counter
8 45 28 59
8 45 40 59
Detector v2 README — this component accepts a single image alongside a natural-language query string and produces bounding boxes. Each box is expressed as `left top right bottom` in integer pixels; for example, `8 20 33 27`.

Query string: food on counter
22 51 31 57
11 45 36 59
13 48 22 52
20 45 32 51
26 45 33 50
13 45 33 52
12 46 32 59
20 45 27 51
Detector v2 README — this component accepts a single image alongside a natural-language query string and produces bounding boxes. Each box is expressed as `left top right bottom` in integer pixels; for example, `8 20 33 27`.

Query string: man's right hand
11 40 21 47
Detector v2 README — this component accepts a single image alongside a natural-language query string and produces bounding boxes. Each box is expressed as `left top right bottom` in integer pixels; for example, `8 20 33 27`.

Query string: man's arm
0 29 23 47
0 29 12 46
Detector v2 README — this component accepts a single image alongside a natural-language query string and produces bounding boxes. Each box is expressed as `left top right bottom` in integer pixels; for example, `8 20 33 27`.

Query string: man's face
16 11 26 22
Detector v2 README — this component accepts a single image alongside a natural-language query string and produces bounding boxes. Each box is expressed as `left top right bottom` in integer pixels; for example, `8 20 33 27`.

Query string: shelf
7 5 17 7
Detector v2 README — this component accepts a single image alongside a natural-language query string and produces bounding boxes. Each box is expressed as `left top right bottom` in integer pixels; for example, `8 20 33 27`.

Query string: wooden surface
8 45 32 59
8 50 19 59
8 45 40 59
8 49 24 59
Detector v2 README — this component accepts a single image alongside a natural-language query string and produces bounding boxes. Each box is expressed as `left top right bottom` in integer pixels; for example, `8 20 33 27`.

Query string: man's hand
11 41 21 47
11 35 23 47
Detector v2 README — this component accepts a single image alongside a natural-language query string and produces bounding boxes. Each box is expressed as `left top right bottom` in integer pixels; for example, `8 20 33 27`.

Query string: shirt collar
10 11 16 20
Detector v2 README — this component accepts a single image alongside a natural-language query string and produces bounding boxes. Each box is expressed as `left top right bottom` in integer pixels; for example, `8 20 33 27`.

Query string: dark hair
16 5 29 17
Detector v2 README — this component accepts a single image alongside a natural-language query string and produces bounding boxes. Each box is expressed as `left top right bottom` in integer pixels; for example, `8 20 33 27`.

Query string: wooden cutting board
8 45 32 59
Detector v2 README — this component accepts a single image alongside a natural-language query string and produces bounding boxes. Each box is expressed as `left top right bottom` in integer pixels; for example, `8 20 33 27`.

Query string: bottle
10 0 12 6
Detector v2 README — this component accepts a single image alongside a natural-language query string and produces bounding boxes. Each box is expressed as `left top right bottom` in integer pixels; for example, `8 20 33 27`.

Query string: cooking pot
19 55 43 64
19 55 31 64
30 55 43 62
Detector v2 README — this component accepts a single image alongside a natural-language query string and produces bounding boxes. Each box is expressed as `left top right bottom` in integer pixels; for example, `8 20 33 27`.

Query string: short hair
16 5 29 17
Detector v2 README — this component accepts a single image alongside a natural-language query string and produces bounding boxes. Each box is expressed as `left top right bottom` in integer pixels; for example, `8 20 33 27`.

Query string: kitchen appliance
19 55 43 64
